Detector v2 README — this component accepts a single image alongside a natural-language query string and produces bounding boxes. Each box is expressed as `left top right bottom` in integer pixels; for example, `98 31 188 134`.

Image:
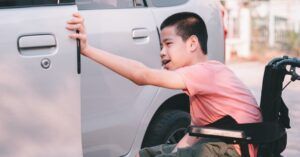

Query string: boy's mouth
162 59 171 66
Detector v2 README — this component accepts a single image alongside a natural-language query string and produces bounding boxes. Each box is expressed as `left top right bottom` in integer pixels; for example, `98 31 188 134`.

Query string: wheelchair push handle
275 57 300 81
275 57 300 68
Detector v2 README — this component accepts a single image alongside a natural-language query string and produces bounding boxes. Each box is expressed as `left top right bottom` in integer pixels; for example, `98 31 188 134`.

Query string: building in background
222 0 300 61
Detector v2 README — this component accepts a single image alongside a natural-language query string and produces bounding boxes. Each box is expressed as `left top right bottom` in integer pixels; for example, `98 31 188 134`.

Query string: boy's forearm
83 46 149 85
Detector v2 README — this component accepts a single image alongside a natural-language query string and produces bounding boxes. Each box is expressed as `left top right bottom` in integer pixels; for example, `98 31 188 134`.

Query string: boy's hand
66 12 90 56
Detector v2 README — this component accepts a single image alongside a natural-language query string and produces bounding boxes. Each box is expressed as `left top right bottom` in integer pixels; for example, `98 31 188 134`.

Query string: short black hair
160 12 208 54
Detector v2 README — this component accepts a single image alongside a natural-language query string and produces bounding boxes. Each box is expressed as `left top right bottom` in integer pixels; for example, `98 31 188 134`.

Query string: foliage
286 31 300 56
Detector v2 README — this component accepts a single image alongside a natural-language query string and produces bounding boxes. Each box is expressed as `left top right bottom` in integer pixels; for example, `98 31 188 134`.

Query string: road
228 61 300 157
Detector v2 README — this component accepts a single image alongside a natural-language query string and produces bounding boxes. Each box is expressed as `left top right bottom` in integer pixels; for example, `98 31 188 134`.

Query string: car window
150 0 188 7
0 0 74 8
77 0 145 10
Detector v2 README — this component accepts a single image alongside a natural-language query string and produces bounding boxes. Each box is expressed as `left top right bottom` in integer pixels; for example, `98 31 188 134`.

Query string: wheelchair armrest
188 122 286 144
188 126 247 140
188 126 252 157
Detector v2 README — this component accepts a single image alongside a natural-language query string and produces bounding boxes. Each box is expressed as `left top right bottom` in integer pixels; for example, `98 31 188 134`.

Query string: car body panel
0 5 82 157
79 8 161 157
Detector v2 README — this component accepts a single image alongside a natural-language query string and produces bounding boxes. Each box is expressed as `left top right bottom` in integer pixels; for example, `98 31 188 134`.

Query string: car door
0 1 82 157
76 0 161 156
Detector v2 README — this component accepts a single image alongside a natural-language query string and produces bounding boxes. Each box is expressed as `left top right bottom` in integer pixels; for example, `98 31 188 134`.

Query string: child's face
160 26 191 70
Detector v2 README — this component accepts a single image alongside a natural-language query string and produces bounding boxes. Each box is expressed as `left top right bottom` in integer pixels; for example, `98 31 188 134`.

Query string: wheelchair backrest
258 56 300 156
259 57 291 128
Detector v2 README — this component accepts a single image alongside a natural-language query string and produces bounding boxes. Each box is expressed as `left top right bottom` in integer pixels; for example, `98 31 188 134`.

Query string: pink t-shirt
176 60 262 157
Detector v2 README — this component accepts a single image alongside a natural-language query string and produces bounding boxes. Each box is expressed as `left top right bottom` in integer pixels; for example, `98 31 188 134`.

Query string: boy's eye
166 42 172 46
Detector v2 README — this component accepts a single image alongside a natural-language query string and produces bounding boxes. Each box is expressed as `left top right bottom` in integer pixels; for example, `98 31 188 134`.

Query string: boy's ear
188 35 200 52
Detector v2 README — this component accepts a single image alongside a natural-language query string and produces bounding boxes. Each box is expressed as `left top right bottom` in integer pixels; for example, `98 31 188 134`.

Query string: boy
66 12 262 157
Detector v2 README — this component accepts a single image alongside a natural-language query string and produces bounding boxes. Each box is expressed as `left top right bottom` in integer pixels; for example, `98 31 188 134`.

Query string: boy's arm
82 46 186 89
66 13 186 89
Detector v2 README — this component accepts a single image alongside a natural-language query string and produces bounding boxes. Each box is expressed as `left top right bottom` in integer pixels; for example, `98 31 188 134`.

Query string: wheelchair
187 56 300 157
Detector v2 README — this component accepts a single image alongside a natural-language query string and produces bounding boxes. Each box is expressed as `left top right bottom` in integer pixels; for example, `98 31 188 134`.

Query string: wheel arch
155 93 190 114
141 93 190 148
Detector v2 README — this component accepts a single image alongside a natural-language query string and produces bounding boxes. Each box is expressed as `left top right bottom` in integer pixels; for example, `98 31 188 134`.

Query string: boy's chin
162 66 169 70
163 66 176 71
162 65 170 70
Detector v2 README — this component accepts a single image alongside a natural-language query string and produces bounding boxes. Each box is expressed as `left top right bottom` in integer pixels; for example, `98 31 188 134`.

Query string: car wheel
142 110 191 148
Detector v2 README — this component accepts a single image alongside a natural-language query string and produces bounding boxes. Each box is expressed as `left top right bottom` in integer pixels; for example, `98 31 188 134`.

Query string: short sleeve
175 64 215 96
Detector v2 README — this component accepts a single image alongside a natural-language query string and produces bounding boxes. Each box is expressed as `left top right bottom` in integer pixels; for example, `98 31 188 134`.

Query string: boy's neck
191 53 208 65
198 55 208 62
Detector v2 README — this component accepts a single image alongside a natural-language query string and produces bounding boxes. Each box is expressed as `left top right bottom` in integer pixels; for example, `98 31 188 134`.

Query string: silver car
0 0 225 157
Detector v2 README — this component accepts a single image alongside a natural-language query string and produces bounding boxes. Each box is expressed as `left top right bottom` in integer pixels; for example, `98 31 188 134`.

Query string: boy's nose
160 48 166 59
160 52 165 59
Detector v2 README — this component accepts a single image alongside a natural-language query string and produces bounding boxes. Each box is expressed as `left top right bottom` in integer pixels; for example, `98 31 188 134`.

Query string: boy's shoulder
175 60 233 82
177 60 225 71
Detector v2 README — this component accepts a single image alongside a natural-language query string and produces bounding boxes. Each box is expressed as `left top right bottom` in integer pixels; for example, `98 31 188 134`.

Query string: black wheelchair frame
187 56 300 157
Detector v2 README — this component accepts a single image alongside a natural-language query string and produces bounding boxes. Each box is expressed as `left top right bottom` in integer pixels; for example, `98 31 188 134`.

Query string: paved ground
228 61 300 157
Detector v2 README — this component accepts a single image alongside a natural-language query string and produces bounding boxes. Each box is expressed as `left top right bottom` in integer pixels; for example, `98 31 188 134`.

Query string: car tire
142 110 191 148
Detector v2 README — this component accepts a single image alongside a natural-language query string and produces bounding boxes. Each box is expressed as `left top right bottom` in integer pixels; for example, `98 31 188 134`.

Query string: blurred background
221 0 300 62
220 0 300 156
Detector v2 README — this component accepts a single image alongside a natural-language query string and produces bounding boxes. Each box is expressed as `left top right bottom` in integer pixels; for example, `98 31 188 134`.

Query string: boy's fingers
69 33 86 41
73 13 82 18
72 12 81 18
68 33 77 39
66 24 75 30
66 24 83 31
66 24 85 33
67 18 84 25
72 13 86 24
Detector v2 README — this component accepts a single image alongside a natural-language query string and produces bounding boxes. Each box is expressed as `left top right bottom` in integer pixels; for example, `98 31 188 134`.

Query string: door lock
41 58 51 69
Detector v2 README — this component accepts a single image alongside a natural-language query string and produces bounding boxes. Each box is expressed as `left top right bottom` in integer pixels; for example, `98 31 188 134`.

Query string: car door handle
132 28 150 39
18 34 56 49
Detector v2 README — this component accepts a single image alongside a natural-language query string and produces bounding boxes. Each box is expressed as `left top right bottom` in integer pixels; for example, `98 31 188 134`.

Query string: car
0 0 225 157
